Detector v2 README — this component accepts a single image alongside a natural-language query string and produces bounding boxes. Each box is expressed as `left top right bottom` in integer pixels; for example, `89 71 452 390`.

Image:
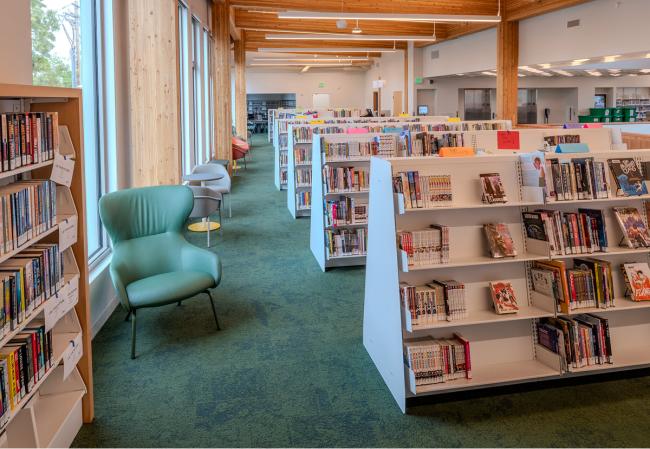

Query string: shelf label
63 333 83 380
50 153 75 187
60 277 80 318
59 216 78 251
44 294 65 332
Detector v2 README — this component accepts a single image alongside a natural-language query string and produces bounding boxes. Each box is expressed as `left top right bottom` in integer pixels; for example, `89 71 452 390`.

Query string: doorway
392 91 403 115
464 89 491 120
373 91 380 115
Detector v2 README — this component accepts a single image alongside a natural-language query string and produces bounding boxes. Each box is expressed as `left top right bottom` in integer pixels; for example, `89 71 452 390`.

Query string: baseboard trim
92 293 120 339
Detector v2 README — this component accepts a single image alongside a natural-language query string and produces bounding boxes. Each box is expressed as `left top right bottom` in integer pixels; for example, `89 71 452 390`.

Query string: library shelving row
363 144 650 413
274 115 453 191
287 120 454 218
0 84 93 447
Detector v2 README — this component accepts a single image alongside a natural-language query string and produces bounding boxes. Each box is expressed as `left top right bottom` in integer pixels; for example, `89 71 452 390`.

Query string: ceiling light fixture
571 58 590 66
250 62 354 67
518 73 526 77
586 70 602 76
352 20 362 34
301 66 310 73
539 63 551 69
481 71 497 76
640 69 650 74
253 57 369 62
519 66 552 76
456 73 464 76
258 47 398 53
551 69 574 77
628 73 638 77
276 11 501 23
265 33 436 42
603 54 621 63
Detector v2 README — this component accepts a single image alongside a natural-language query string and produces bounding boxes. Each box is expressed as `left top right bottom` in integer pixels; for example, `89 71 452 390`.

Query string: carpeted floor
74 135 650 447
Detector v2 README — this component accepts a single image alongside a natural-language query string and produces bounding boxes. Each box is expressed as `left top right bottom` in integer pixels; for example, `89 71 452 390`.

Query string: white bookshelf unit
0 84 93 446
363 142 650 413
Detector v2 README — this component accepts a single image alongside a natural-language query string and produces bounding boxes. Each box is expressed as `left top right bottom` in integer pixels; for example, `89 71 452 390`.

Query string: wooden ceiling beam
230 0 498 15
505 0 594 21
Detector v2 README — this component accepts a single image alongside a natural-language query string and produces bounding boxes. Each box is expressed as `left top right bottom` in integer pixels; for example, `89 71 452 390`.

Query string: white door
312 93 331 109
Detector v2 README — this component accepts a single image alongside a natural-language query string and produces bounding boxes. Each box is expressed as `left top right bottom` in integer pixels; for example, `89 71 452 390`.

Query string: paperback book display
325 228 367 258
398 226 449 267
537 315 613 370
323 141 380 161
622 262 650 301
404 334 472 387
613 207 650 249
0 112 58 171
523 208 607 255
531 258 615 313
480 173 507 204
400 281 468 325
296 192 311 211
325 196 368 227
295 168 311 187
392 171 453 209
294 148 311 164
292 126 313 143
609 158 648 197
489 281 519 314
484 223 517 258
546 157 609 201
323 166 369 193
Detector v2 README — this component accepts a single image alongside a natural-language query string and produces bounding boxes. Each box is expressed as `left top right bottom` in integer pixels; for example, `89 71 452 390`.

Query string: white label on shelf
61 276 79 316
50 153 75 187
63 333 83 380
44 294 64 332
58 216 78 251
59 125 76 157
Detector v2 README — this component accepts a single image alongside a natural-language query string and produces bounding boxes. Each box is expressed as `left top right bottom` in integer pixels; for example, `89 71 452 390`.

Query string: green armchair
99 185 222 359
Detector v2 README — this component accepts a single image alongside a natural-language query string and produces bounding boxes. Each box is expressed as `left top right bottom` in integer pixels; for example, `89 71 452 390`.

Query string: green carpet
74 135 650 447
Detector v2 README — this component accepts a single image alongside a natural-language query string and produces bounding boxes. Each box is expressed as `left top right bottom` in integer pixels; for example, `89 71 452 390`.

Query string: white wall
364 51 405 114
537 88 578 124
422 28 497 78
0 0 32 84
246 68 367 109
519 0 650 66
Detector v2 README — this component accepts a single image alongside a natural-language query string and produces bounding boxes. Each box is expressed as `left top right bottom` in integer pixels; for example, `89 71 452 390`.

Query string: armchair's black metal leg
131 309 137 359
207 290 221 330
177 301 182 306
124 310 131 321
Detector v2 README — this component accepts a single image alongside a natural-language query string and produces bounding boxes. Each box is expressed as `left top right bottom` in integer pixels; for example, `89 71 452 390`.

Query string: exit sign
318 82 326 88
415 77 423 84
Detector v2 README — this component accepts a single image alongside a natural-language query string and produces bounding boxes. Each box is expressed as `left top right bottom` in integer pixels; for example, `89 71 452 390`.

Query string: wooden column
212 0 232 161
403 48 409 115
234 30 247 139
127 0 181 186
496 19 519 125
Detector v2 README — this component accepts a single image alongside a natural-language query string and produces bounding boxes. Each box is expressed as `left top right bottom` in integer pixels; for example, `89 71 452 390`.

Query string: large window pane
178 2 192 175
192 17 203 165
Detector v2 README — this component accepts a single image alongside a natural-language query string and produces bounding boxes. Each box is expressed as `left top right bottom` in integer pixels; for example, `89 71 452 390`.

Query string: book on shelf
294 148 311 164
537 314 612 370
295 167 312 186
0 320 53 419
519 151 546 190
392 171 452 209
292 127 313 143
531 258 614 312
621 262 650 301
479 173 507 204
325 196 367 227
296 191 311 210
523 208 607 256
613 207 650 249
400 283 443 325
489 281 519 314
0 112 59 172
326 228 367 258
404 333 471 387
428 280 467 321
323 140 380 160
372 135 398 158
398 225 449 267
608 158 648 197
543 134 580 151
323 166 369 193
279 151 288 166
425 133 464 156
483 223 517 258
546 157 609 201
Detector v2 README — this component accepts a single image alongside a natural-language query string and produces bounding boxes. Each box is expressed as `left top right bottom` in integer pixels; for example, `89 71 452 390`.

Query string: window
192 17 203 165
178 2 192 175
203 29 214 163
31 0 114 264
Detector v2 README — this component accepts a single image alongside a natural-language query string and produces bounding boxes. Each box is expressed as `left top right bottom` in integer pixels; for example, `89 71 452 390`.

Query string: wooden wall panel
622 132 650 150
496 19 518 125
213 0 233 161
128 0 181 186
234 30 247 139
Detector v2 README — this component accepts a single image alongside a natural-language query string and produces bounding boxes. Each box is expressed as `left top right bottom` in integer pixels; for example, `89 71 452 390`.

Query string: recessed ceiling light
276 11 502 23
301 66 310 73
518 73 526 77
611 73 621 77
258 47 398 53
586 70 602 76
456 73 464 76
640 69 650 74
539 63 551 69
266 33 436 41
481 71 497 76
608 68 621 73
629 73 638 77
352 20 362 34
646 53 650 59
603 54 621 62
571 59 590 66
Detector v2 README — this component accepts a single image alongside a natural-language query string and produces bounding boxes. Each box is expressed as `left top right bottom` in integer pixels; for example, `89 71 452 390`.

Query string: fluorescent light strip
301 66 310 73
258 47 397 53
253 58 369 62
481 71 497 76
266 33 436 42
250 62 354 67
551 69 574 77
277 11 501 23
571 59 590 66
519 66 552 76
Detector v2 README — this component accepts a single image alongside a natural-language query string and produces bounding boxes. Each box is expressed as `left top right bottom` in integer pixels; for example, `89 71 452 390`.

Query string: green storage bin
609 107 623 116
589 108 607 117
579 115 600 123
612 116 623 122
